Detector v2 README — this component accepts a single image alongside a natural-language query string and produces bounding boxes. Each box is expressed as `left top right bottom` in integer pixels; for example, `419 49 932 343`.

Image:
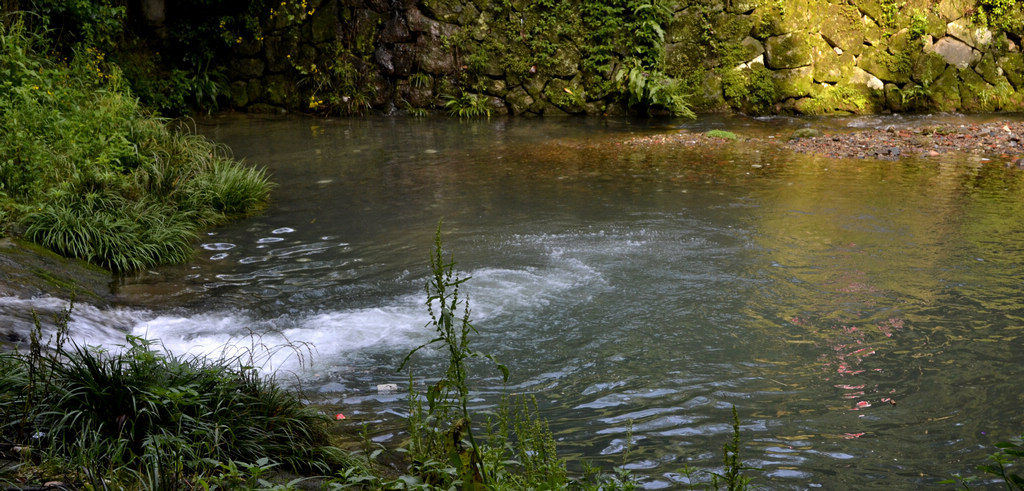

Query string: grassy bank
0 17 271 272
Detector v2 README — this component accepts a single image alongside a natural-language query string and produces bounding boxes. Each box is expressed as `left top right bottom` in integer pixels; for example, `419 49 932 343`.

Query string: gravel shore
626 120 1024 167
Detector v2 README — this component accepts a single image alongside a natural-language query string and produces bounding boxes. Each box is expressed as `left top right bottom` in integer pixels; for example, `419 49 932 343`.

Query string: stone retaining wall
221 0 1024 116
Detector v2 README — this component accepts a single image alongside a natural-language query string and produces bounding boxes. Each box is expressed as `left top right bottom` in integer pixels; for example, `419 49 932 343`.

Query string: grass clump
0 17 271 271
0 308 356 489
706 129 738 140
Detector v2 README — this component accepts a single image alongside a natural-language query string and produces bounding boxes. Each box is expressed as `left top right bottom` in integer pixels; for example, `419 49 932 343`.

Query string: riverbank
625 118 1024 165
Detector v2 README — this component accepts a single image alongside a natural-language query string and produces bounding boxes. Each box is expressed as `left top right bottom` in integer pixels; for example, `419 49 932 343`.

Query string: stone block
928 65 961 111
765 32 813 69
850 0 883 25
714 12 752 42
936 0 973 21
974 53 1003 86
959 67 994 111
858 45 912 83
381 16 412 43
925 11 947 38
415 35 456 74
727 0 758 14
913 51 949 85
228 58 266 79
227 81 249 108
1000 53 1024 89
821 3 865 56
772 66 814 98
931 36 979 69
420 0 463 23
946 18 993 49
848 66 884 90
740 36 764 61
814 49 855 83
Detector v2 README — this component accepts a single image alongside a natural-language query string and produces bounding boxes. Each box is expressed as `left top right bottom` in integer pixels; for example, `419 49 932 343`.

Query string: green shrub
443 90 492 119
0 16 271 272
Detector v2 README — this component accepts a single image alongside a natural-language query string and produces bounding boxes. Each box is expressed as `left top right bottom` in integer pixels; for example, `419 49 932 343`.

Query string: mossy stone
817 50 856 83
974 53 1002 85
958 67 994 111
0 238 113 305
936 0 973 21
749 4 785 38
847 66 884 90
481 77 507 97
740 36 765 62
790 127 823 139
927 66 961 111
415 35 456 74
1001 53 1024 89
263 75 302 108
820 3 865 56
713 12 752 42
863 16 883 46
505 86 534 115
913 51 949 85
420 0 463 22
888 28 914 54
883 82 904 111
849 0 883 25
229 58 266 79
931 36 979 69
772 66 814 98
227 81 250 108
548 47 580 78
858 45 912 83
765 32 813 69
544 78 587 114
699 71 727 110
777 0 822 32
815 50 855 83
925 11 947 38
264 34 300 73
947 18 994 49
665 8 714 69
309 4 337 44
456 3 481 26
727 0 759 14
523 75 546 99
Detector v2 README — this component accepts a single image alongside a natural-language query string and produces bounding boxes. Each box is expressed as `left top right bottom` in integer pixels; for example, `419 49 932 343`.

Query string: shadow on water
7 114 1024 488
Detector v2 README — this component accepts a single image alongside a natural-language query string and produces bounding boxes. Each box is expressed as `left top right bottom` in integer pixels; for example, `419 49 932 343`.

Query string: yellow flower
236 36 243 43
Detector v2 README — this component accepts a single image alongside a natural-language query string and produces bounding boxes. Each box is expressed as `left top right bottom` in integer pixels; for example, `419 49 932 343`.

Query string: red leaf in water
844 432 865 439
855 401 871 408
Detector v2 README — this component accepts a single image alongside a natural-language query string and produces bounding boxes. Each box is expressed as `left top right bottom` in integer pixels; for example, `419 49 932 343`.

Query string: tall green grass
0 312 355 489
0 17 272 271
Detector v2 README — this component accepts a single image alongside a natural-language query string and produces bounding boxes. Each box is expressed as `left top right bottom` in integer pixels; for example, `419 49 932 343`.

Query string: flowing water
6 113 1024 488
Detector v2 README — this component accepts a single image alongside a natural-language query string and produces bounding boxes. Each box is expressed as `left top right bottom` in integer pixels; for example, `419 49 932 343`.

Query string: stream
5 113 1024 489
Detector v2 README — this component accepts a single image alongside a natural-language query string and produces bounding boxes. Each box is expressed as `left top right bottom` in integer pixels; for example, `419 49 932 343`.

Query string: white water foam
1 249 605 378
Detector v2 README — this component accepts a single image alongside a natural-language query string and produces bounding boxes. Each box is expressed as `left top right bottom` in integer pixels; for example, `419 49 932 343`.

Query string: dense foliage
0 18 271 271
